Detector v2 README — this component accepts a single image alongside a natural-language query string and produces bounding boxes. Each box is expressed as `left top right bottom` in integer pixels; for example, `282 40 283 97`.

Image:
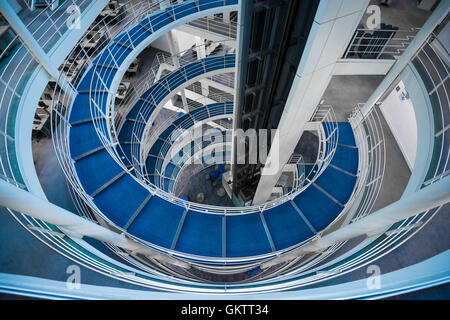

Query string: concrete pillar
360 0 449 117
223 12 231 24
261 175 450 269
252 0 370 204
199 79 209 96
194 36 207 59
0 179 189 268
0 0 76 97
167 30 189 112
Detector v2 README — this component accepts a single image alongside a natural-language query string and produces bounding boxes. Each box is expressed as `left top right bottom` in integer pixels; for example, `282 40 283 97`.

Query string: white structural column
262 175 450 268
194 35 210 106
223 11 231 24
360 0 449 117
0 0 76 97
0 179 189 268
195 36 207 59
166 30 189 112
253 0 370 204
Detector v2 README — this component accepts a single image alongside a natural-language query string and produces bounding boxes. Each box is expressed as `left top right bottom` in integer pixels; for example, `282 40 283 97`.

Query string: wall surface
379 80 418 170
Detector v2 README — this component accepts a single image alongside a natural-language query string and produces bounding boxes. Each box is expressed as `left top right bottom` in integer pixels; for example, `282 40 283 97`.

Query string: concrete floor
321 75 384 121
175 164 235 207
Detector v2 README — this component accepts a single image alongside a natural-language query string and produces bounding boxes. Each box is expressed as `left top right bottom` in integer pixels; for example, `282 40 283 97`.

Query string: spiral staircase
0 0 448 298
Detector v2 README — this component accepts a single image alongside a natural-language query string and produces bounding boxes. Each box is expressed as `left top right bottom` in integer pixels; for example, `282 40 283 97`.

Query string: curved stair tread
74 148 123 196
69 121 106 159
127 195 186 249
330 144 359 175
263 202 315 250
175 210 223 257
93 174 150 228
293 184 343 232
314 165 357 205
226 213 273 258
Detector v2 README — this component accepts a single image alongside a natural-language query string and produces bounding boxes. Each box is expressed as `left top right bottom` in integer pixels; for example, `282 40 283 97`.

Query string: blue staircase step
204 56 225 72
107 42 132 65
69 93 92 124
197 0 226 10
127 196 186 249
314 165 357 205
331 145 359 175
263 202 315 250
167 0 198 20
208 103 227 117
159 124 177 142
337 122 357 146
148 11 173 32
69 121 105 159
293 184 343 232
93 65 118 88
148 139 166 157
145 82 170 106
164 162 177 177
145 155 160 173
127 99 154 121
117 143 134 166
164 69 188 91
225 101 234 113
224 54 236 67
74 149 123 196
128 25 151 47
115 32 133 48
226 213 272 258
93 174 150 228
182 60 204 80
190 107 208 122
175 211 223 257
76 67 107 92
119 120 144 143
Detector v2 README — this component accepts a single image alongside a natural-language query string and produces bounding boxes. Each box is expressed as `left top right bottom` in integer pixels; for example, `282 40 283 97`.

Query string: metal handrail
187 15 237 38
343 27 420 60
411 34 449 186
114 39 236 131
128 102 340 215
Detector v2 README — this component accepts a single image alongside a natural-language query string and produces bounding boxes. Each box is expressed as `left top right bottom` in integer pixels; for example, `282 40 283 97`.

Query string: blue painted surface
314 165 357 205
127 196 185 248
337 122 357 146
118 120 141 142
293 184 343 232
175 211 223 257
69 121 105 159
69 93 94 124
74 149 123 195
116 143 134 166
226 213 272 257
263 202 315 250
93 174 149 228
331 145 359 175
